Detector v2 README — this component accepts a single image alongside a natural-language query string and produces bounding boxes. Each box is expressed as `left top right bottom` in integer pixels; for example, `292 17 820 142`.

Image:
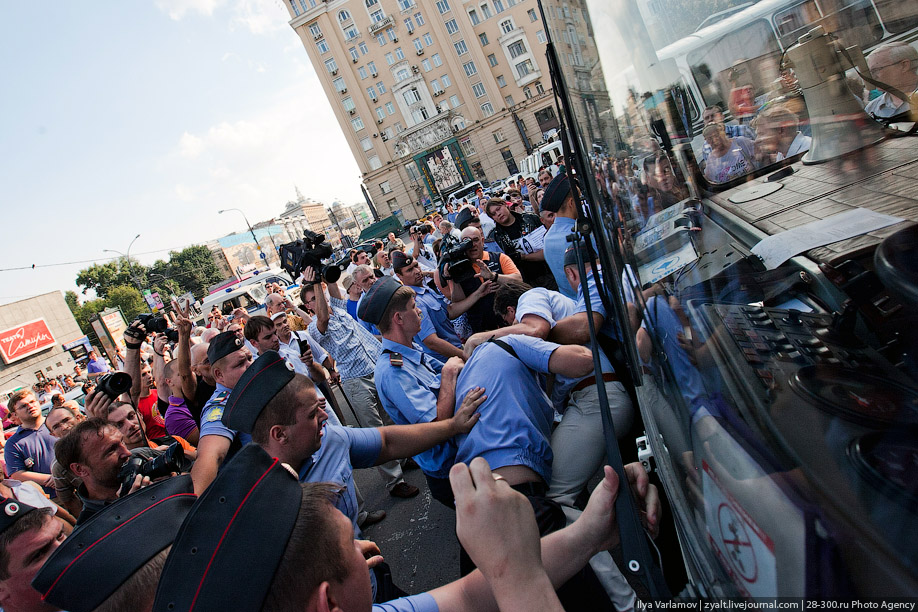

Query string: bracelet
493 272 500 282
154 350 165 357
125 341 142 350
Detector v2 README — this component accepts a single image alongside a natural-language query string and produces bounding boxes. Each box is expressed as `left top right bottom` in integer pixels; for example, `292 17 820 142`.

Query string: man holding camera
300 266 418 499
445 226 522 333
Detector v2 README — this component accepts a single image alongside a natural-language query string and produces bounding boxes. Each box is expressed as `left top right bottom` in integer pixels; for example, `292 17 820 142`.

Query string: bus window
816 0 883 50
774 0 822 47
872 0 918 34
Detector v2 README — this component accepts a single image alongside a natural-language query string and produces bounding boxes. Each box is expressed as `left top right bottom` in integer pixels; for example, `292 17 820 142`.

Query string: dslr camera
117 442 185 497
97 372 132 400
134 313 178 343
279 230 344 282
439 238 476 284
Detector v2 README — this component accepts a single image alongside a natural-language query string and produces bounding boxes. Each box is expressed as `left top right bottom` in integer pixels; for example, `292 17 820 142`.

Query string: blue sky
0 0 363 305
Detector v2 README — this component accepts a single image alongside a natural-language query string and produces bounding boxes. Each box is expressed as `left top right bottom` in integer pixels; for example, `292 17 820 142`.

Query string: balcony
368 14 394 35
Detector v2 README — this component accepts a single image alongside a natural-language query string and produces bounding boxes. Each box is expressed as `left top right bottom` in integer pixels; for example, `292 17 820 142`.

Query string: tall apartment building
284 0 563 219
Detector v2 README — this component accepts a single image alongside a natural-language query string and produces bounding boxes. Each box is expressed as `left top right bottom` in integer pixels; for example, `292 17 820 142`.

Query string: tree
106 285 146 322
75 259 148 299
165 245 224 298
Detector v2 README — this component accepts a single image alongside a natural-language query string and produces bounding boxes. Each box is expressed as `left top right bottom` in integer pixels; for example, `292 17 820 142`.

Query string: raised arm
121 321 146 406
549 311 604 346
151 334 170 403
173 304 198 402
302 268 330 335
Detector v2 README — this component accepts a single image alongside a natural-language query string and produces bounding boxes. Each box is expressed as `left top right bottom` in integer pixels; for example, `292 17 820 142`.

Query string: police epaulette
389 353 404 367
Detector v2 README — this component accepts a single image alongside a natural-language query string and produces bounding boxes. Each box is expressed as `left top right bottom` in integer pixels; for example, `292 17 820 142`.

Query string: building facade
284 0 562 219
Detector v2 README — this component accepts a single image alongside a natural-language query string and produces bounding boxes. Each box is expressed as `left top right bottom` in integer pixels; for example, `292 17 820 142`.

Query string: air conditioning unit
313 33 323 40
371 71 378 77
416 48 424 56
348 109 356 115
377 118 384 124
393 36 399 42
373 133 379 138
411 65 419 73
352 58 358 63
381 134 389 141
371 96 378 102
341 88 347 93
332 69 338 75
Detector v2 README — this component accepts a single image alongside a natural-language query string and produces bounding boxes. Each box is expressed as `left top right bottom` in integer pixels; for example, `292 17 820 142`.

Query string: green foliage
106 286 146 322
65 295 108 335
75 259 147 299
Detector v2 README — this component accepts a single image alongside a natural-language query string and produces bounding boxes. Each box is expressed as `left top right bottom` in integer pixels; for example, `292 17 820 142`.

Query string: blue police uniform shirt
544 217 577 299
373 593 438 612
4 424 57 497
576 269 621 341
200 383 252 447
376 339 456 479
298 423 381 534
410 285 462 363
454 335 558 484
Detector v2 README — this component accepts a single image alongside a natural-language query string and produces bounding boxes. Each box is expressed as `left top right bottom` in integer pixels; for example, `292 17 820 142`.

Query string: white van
195 285 269 326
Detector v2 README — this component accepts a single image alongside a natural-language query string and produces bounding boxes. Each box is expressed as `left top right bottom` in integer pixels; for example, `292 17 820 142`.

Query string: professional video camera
438 238 476 284
117 442 185 497
134 313 178 343
411 223 431 236
97 372 132 400
279 230 345 283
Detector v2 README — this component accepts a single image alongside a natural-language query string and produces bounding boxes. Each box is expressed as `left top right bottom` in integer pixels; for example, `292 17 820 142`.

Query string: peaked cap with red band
32 475 196 612
153 444 302 612
221 350 296 434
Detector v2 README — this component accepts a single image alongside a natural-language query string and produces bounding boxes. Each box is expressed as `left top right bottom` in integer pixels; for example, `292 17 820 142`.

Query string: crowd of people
0 160 671 612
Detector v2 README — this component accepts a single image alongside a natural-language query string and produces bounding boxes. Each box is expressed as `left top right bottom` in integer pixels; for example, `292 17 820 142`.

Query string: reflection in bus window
818 0 883 50
773 0 821 47
873 0 918 33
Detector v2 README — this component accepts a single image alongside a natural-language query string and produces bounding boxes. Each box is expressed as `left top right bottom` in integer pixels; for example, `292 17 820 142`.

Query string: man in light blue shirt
541 173 586 299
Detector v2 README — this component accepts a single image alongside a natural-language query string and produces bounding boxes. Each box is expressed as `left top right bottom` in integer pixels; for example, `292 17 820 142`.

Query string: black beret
207 331 244 365
0 497 38 536
455 208 476 230
222 350 295 434
541 173 571 213
563 244 593 268
391 250 413 272
32 475 196 612
357 276 402 326
152 444 302 612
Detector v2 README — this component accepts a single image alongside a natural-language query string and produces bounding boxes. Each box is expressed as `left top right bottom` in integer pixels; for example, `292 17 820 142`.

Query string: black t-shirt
190 379 216 425
493 213 557 289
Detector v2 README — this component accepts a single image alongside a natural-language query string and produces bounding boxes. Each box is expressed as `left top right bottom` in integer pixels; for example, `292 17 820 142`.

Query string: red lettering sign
0 319 56 364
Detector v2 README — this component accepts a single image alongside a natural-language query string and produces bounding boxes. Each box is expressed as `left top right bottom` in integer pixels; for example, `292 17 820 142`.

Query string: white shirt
865 90 913 118
777 131 812 161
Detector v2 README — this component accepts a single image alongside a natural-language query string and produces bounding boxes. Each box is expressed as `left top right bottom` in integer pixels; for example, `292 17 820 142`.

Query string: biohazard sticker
702 460 777 597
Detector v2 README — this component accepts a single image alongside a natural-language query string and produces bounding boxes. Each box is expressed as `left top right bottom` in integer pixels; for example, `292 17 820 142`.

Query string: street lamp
103 233 143 293
218 208 278 264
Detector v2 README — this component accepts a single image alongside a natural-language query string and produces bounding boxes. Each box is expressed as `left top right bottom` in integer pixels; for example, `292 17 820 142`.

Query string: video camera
411 223 431 236
134 313 178 343
117 442 185 497
439 238 476 284
279 230 344 283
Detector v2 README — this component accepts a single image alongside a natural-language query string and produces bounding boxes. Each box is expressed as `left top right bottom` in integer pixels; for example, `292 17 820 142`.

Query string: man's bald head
460 226 482 241
264 293 284 315
190 342 215 385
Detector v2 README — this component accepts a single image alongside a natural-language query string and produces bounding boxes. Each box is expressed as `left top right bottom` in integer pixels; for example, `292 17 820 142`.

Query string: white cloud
155 0 223 20
230 0 289 35
178 132 204 158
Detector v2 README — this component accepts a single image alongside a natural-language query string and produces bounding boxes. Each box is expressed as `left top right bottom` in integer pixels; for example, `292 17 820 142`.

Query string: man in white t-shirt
702 122 756 183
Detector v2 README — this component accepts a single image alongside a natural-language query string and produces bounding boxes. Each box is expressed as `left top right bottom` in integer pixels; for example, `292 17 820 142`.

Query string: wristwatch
492 272 500 282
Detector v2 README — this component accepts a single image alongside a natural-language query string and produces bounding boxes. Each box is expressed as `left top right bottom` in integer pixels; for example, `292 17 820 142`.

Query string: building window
370 9 384 22
436 0 450 14
496 74 506 87
523 86 532 99
338 9 351 22
494 0 505 13
377 81 386 93
515 59 533 78
505 94 515 105
369 156 382 170
368 61 377 74
377 33 387 45
432 53 442 67
468 9 480 25
349 47 360 61
508 0 516 5
376 106 386 120
423 33 433 46
480 3 492 19
325 58 338 73
460 136 476 155
365 0 378 7
395 122 405 133
361 136 373 151
488 53 498 67
472 82 486 98
535 81 544 94
450 94 461 108
368 86 378 100
385 52 395 65
343 97 356 111
396 68 410 81
445 19 459 34
395 47 405 60
500 19 514 34
414 38 423 52
317 40 329 54
415 12 425 26
344 25 359 40
454 40 468 55
359 41 369 55
508 40 526 58
352 116 365 131
397 0 414 11
387 27 397 41
291 1 302 17
404 17 415 33
536 29 546 43
333 77 347 92
481 102 495 116
478 32 489 46
380 180 392 193
431 78 442 93
441 74 451 87
404 88 421 104
358 66 368 79
463 60 477 76
385 101 395 114
528 8 537 21
493 129 505 143
309 23 322 37
422 58 432 71
384 127 394 138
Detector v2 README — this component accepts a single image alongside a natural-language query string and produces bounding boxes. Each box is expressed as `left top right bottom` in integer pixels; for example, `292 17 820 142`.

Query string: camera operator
485 197 557 290
54 417 171 524
445 226 521 333
407 225 437 271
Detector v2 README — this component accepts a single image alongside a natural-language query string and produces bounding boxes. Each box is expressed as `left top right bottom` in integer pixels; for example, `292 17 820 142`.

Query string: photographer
445 226 522 333
485 197 557 290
